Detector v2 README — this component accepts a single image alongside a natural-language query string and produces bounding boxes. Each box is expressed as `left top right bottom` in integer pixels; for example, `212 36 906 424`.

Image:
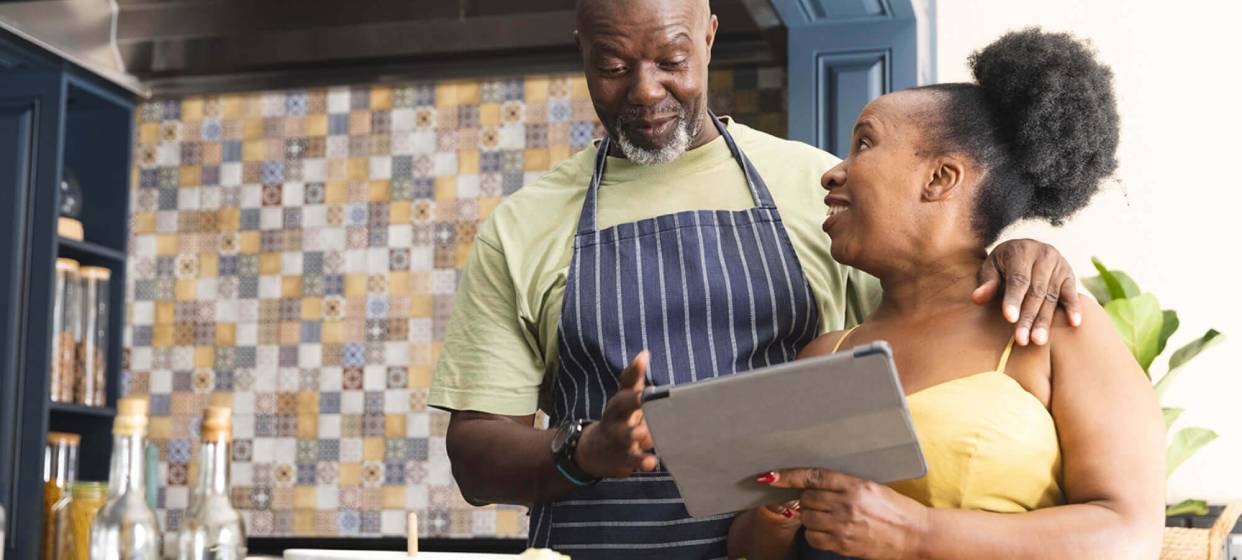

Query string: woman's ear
923 157 966 202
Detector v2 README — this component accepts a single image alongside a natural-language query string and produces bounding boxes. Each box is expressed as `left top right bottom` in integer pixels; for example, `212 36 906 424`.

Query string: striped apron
527 113 822 559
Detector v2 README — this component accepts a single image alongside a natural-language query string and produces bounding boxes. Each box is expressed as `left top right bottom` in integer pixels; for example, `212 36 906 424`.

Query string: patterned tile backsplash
124 66 787 538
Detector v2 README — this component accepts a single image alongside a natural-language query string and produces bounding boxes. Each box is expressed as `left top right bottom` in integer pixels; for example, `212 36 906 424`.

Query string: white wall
919 0 1242 502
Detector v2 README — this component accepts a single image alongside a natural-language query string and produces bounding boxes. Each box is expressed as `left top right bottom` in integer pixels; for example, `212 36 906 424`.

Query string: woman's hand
761 469 930 560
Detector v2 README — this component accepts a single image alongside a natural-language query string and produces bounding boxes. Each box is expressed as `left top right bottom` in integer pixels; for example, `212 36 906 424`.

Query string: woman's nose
822 162 846 191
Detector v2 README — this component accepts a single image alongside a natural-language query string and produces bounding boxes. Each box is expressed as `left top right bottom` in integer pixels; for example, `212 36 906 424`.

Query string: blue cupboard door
0 71 65 560
773 0 919 157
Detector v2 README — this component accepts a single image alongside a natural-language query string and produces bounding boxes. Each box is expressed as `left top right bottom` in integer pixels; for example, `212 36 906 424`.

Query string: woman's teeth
827 205 848 217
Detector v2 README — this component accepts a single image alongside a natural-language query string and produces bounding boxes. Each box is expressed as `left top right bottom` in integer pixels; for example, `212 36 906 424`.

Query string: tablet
640 341 926 518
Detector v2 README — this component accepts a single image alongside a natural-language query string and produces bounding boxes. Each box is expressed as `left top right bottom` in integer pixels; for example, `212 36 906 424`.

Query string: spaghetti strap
996 337 1017 373
831 326 860 354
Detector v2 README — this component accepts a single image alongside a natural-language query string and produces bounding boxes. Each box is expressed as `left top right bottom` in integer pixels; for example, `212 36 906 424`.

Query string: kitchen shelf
48 401 117 418
57 236 126 263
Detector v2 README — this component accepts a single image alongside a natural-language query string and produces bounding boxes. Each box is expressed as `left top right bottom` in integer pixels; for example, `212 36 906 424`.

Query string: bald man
430 1 1082 557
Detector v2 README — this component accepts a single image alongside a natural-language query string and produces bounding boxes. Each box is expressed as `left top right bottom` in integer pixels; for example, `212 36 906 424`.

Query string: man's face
576 0 718 164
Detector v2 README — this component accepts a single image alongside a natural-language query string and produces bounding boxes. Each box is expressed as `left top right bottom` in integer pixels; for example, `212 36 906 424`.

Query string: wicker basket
1161 503 1241 560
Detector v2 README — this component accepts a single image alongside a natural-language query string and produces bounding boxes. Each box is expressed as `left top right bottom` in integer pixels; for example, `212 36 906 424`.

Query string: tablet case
640 341 926 518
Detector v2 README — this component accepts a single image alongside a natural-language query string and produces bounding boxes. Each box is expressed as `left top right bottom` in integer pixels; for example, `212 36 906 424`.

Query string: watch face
550 419 574 454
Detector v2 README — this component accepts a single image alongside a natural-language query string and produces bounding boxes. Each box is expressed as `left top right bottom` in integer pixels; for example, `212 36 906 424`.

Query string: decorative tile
127 67 787 538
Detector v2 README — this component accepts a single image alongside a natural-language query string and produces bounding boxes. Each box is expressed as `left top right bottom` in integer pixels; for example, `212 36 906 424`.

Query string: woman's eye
856 138 870 151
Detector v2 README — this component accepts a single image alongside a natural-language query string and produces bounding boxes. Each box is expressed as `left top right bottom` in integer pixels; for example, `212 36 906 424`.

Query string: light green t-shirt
429 118 880 416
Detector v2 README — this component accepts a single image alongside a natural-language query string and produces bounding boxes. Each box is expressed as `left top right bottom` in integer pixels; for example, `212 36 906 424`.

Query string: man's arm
975 238 1082 345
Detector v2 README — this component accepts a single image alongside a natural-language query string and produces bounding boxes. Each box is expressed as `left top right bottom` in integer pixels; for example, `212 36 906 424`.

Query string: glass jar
44 432 81 558
76 266 111 406
55 481 108 560
51 258 82 402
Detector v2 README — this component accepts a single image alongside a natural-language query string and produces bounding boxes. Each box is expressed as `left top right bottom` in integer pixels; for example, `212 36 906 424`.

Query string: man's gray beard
614 112 703 166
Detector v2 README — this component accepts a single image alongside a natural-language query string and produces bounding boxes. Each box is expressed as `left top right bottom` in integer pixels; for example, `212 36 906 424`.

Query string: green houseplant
1085 258 1225 517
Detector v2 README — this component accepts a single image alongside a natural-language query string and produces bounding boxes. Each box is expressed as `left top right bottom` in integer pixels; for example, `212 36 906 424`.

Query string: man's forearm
446 411 579 507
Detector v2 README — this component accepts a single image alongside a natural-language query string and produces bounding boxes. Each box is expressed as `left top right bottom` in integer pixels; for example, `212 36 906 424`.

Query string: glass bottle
76 266 111 406
89 398 160 559
177 406 246 560
54 481 107 560
51 258 81 402
44 431 81 559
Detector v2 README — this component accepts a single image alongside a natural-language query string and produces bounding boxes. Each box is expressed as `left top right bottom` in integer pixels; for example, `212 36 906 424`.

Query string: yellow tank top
832 329 1065 512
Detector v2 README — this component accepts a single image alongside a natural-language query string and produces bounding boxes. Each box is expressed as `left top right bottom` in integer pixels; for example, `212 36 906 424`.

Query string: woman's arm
772 300 1166 559
915 299 1166 559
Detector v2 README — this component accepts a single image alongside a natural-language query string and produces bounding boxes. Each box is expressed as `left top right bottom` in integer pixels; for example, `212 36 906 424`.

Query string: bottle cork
78 266 112 280
47 431 81 446
201 406 232 442
113 397 149 435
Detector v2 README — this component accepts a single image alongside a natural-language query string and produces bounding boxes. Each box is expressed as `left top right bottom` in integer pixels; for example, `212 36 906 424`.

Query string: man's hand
973 239 1082 347
575 351 659 478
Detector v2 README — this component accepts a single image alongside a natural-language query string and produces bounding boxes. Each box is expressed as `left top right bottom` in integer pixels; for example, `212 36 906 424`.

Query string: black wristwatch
550 417 601 487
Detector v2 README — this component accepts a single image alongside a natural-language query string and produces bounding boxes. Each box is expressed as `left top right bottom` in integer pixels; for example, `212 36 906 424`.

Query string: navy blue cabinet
0 28 135 560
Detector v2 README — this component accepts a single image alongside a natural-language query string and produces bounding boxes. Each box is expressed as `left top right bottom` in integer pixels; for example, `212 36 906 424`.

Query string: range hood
0 0 149 97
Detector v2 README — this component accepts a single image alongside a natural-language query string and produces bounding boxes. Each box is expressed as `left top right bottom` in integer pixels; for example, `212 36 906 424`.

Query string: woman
727 28 1166 559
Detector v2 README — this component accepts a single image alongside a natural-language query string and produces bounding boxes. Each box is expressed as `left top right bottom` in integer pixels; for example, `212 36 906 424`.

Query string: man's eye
661 59 688 69
600 66 626 76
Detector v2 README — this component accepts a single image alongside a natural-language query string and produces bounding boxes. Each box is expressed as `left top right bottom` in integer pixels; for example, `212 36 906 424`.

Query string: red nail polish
755 472 777 484
782 508 794 518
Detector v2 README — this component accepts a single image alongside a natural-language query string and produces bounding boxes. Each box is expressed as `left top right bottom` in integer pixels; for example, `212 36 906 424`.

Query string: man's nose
626 64 667 107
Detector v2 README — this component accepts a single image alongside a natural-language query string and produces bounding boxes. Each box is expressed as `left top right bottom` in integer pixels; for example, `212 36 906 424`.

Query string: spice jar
51 258 81 402
76 266 111 406
43 432 80 558
53 481 107 560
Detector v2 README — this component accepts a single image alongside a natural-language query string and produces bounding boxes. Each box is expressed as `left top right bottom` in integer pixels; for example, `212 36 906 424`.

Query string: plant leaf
1082 276 1114 305
1162 407 1183 431
1104 293 1164 373
1155 329 1224 399
1166 499 1210 517
1090 257 1142 301
1157 310 1180 357
1167 427 1217 476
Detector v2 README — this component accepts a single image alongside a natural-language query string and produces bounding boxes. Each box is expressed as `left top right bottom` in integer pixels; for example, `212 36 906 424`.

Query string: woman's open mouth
823 195 850 234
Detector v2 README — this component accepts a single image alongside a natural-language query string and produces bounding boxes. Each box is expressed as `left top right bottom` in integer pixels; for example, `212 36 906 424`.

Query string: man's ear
923 157 966 202
705 15 718 63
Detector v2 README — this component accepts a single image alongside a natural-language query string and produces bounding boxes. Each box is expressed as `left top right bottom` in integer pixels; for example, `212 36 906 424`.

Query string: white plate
282 550 520 560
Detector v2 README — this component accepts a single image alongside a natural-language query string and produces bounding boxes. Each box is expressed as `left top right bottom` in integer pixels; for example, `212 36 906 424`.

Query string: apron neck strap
576 112 778 236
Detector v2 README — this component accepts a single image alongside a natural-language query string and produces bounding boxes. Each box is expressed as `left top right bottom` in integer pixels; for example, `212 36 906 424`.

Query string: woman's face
821 91 950 271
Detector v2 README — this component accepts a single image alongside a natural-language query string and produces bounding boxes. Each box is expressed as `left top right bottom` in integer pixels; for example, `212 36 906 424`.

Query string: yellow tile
368 180 389 202
349 111 371 135
201 143 222 165
198 254 218 277
304 114 327 136
385 414 405 437
176 279 196 299
387 272 409 294
326 159 348 182
221 97 242 118
434 177 455 201
525 77 549 102
409 366 431 388
458 150 479 174
348 158 368 181
479 197 502 219
301 298 321 321
294 487 316 509
325 180 348 203
571 78 590 99
383 490 405 509
345 274 368 297
409 294 432 317
371 86 392 109
435 83 457 107
181 98 203 121
156 234 178 256
139 123 159 144
148 417 171 440
243 119 264 141
133 213 155 234
239 231 260 253
195 346 214 368
363 438 384 461
388 201 411 223
457 82 480 104
297 414 317 438
282 276 302 297
496 509 521 536
217 208 239 231
456 244 470 268
293 511 315 535
297 392 318 415
258 253 280 275
549 146 572 164
152 325 173 347
322 321 343 344
243 140 265 162
524 148 550 171
216 323 235 346
339 463 360 485
156 302 175 324
280 321 300 345
479 103 500 127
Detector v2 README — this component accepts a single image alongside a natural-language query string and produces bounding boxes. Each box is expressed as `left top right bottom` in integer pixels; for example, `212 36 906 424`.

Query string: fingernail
1071 312 1082 327
781 508 794 518
1032 328 1047 345
1006 305 1019 321
755 472 777 484
1016 327 1029 344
